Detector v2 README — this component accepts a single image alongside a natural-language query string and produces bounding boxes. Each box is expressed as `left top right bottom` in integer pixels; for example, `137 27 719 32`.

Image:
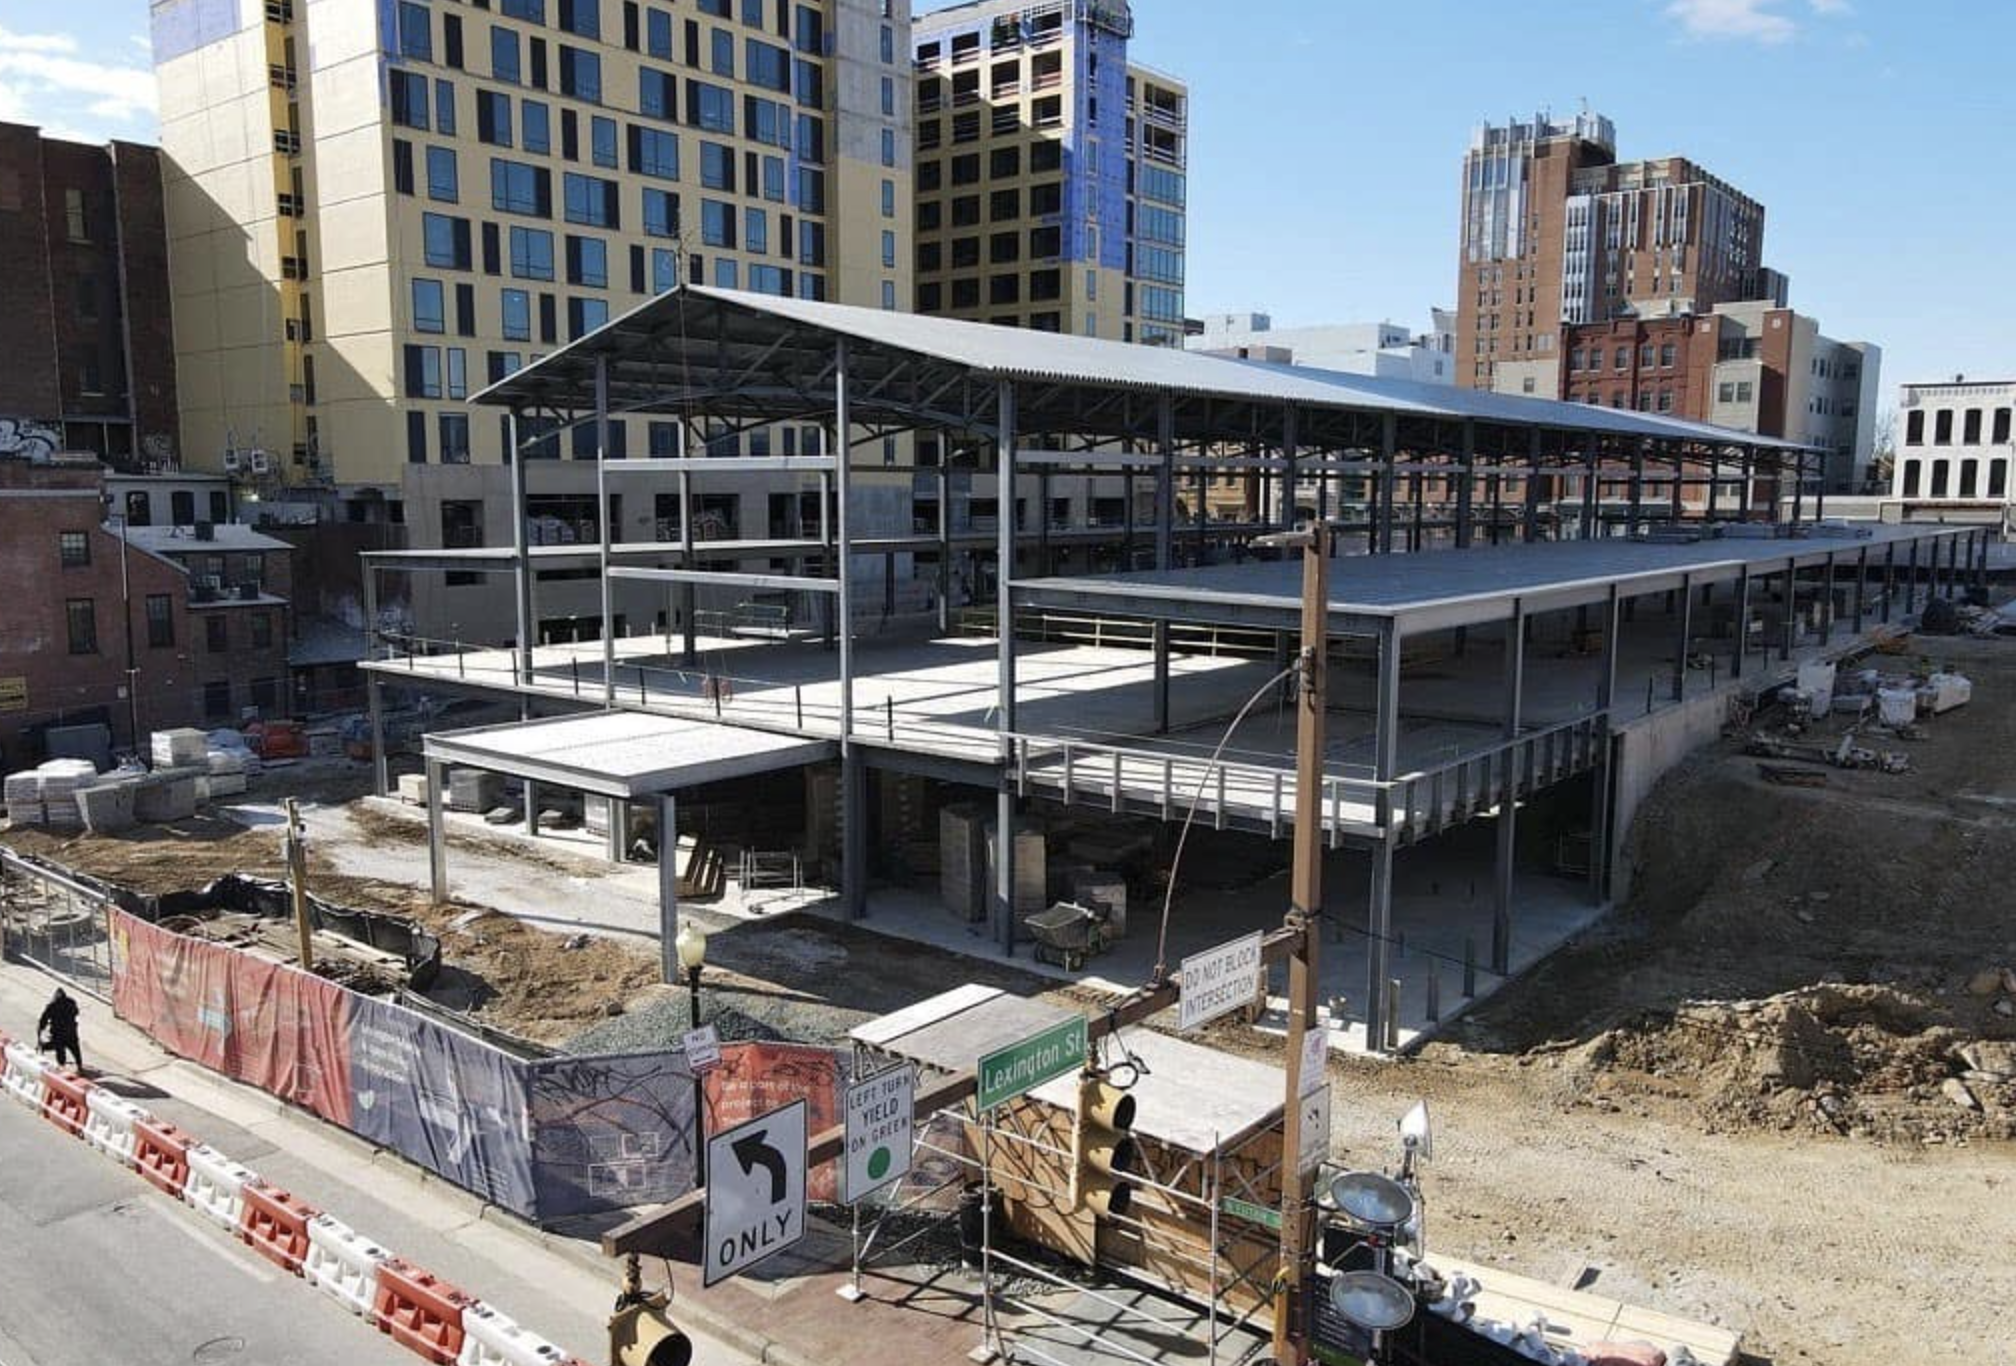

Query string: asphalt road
0 1094 413 1366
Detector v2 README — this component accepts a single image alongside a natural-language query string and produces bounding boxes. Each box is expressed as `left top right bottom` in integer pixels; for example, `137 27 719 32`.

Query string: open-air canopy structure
361 285 1986 1048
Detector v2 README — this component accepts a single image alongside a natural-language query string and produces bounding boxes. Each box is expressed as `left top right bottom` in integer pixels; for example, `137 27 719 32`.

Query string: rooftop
117 523 291 556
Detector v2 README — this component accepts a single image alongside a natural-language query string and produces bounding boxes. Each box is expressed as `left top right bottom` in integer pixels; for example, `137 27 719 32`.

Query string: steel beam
1364 621 1402 1049
658 792 679 982
596 356 616 706
426 756 447 903
996 379 1019 954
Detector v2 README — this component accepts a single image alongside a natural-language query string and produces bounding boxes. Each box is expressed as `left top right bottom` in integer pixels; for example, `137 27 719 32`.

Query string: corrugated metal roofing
472 285 1817 453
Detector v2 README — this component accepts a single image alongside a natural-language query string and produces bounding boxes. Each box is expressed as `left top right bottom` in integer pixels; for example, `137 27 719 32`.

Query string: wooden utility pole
1272 521 1329 1366
284 798 314 972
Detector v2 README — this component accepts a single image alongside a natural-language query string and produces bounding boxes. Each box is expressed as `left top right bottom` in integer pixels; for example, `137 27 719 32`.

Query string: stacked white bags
149 728 208 769
3 770 42 825
36 759 98 829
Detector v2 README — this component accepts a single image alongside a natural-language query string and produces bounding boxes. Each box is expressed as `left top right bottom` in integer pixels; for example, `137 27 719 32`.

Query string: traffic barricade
304 1212 392 1318
39 1067 91 1137
238 1178 320 1274
373 1257 475 1365
183 1142 259 1231
455 1303 571 1366
132 1115 193 1197
82 1089 150 1167
2 1041 49 1109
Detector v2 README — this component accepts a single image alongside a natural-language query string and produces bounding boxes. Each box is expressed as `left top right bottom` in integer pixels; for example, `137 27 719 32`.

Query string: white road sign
1297 1083 1332 1176
1178 931 1264 1031
843 1063 915 1204
704 1099 806 1287
682 1025 721 1074
1300 1025 1328 1098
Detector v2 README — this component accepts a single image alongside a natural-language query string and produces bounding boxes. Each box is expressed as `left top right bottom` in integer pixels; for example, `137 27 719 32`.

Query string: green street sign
1220 1195 1283 1231
977 1015 1088 1111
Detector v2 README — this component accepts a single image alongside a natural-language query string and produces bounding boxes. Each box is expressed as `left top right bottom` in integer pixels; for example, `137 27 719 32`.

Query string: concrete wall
1606 683 1732 901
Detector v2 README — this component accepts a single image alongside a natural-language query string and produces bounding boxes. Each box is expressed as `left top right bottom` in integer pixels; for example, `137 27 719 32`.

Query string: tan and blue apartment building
152 0 914 636
909 0 1185 345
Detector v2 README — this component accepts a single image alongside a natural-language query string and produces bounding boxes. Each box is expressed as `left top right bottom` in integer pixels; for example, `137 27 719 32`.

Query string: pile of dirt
1566 980 2016 1143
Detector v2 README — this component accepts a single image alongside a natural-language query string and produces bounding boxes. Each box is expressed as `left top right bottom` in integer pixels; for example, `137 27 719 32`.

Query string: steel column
1628 439 1646 538
1731 567 1750 679
1588 585 1621 903
508 411 534 681
657 792 679 982
1364 621 1402 1050
426 756 447 902
595 357 615 705
1672 572 1692 700
1455 420 1476 549
1493 600 1524 974
837 340 867 921
1153 395 1174 732
1523 428 1544 543
936 453 952 633
1882 543 1896 623
367 675 388 798
678 423 697 664
996 380 1019 953
1281 406 1299 532
1853 546 1868 633
1905 538 1919 614
1377 413 1398 554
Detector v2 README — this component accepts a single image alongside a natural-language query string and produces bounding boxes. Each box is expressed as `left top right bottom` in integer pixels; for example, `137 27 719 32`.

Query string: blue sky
0 0 2004 397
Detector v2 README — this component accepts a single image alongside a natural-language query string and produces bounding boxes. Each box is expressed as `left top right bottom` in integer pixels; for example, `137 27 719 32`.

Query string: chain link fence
0 847 116 1001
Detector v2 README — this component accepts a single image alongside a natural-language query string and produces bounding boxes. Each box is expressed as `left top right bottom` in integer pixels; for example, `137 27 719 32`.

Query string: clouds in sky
0 21 156 144
1663 0 1851 44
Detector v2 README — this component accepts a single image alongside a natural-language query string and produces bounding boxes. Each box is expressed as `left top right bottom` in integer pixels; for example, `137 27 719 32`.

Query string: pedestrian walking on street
38 988 82 1070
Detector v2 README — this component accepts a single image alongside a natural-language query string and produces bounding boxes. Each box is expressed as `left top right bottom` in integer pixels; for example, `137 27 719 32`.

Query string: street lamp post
676 920 709 1185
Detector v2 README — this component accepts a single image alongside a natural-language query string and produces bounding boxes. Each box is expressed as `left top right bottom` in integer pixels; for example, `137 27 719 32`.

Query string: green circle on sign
867 1146 892 1180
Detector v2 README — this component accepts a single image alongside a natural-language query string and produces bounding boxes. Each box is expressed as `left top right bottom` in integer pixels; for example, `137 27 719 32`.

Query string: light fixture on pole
675 920 709 1183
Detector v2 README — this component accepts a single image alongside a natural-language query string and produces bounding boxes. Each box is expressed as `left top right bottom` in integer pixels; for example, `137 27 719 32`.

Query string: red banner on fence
111 910 354 1125
704 1042 841 1202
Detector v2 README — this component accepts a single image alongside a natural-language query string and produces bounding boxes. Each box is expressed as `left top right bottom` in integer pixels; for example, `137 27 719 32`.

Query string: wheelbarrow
1024 901 1108 971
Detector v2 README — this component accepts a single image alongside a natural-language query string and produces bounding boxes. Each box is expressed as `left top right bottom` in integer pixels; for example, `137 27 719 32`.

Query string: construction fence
2 847 844 1224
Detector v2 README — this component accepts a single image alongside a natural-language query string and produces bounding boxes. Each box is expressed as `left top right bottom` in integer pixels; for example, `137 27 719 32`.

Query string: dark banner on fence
347 994 537 1215
526 1051 698 1220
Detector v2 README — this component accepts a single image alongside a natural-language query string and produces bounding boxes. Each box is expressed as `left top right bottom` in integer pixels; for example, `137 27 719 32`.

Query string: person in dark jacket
38 988 82 1069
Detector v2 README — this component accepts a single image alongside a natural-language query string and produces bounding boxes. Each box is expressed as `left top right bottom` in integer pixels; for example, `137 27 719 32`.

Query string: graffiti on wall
0 418 62 461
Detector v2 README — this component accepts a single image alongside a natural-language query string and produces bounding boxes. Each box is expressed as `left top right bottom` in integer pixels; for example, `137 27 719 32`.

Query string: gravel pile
558 984 802 1055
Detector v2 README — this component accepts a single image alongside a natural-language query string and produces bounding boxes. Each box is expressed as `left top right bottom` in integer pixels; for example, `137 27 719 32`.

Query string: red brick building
0 124 177 467
0 457 292 768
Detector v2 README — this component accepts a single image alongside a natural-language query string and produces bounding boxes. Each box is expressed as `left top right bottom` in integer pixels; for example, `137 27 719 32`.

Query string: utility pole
284 798 314 972
1264 518 1330 1366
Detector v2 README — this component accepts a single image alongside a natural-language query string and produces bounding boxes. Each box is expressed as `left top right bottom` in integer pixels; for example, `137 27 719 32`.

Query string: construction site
5 289 2014 1366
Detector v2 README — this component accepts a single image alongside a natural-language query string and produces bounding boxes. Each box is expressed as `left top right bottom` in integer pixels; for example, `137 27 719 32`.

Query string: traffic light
1071 1073 1138 1219
608 1295 692 1366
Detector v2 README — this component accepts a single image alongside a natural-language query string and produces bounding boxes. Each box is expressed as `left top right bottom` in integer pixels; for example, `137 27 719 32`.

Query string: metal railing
370 633 1611 846
0 847 116 1000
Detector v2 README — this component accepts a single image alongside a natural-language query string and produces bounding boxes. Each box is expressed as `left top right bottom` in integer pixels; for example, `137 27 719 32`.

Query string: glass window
711 28 734 76
646 7 672 58
880 178 894 218
440 414 472 464
404 343 443 398
390 69 429 129
501 288 532 339
567 296 609 338
521 99 551 153
398 1 432 60
632 126 679 179
880 127 895 167
559 45 601 101
422 213 470 268
412 277 446 332
566 234 608 286
509 225 554 279
651 246 678 294
490 158 549 216
761 155 785 202
750 264 789 295
478 90 513 145
701 199 734 247
700 141 735 190
205 614 228 651
745 39 789 91
491 25 521 82
591 115 617 168
558 0 599 38
745 207 767 253
425 145 459 201
639 67 675 119
65 599 96 654
691 80 734 132
563 173 618 227
501 0 546 20
714 257 738 288
642 187 679 237
58 531 89 567
447 347 468 399
435 78 456 133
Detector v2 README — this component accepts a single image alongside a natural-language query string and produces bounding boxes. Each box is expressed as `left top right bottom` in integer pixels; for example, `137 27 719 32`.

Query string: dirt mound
1570 981 2016 1143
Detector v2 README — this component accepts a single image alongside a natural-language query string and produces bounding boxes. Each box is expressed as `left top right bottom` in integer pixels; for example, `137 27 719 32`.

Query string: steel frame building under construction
359 285 1988 1048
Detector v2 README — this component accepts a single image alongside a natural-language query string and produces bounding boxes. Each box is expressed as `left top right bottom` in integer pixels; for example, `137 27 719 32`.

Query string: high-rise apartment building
910 0 1185 344
152 0 913 508
1456 110 1766 390
0 124 179 468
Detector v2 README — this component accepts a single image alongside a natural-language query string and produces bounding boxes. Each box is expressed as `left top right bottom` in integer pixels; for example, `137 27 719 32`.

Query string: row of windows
58 597 276 655
1904 406 2013 447
918 140 1062 189
1899 457 2010 500
1569 342 1681 372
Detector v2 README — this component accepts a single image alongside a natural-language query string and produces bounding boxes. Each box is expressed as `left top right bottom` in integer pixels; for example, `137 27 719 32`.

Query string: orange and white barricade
82 1089 149 1166
183 1142 258 1231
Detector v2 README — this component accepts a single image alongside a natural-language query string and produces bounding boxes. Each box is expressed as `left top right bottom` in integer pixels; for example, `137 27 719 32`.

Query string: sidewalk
0 955 1044 1366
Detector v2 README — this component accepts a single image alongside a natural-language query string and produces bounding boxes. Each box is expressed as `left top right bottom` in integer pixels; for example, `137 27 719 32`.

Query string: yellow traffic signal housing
609 1294 694 1366
1071 1074 1138 1218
